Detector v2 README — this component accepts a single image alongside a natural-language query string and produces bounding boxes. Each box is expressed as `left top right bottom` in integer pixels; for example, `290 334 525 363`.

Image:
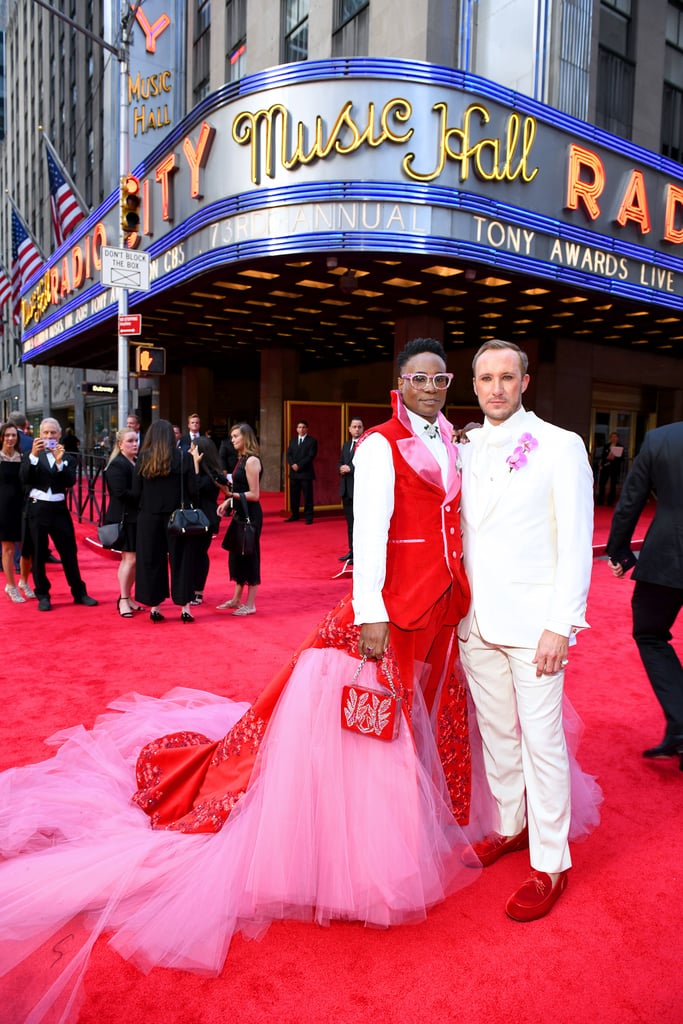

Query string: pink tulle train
0 647 601 1024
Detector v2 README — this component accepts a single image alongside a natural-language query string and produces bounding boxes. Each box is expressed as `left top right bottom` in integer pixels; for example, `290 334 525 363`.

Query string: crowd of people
0 411 263 621
6 334 681 1021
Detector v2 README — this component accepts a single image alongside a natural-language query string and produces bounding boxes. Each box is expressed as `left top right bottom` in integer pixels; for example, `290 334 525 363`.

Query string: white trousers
460 618 571 873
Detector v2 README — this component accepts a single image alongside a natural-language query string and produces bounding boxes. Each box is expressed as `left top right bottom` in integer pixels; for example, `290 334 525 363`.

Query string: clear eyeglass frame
401 372 454 391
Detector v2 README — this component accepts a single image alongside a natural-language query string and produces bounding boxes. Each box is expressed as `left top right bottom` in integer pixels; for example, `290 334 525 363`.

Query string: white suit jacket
457 410 594 649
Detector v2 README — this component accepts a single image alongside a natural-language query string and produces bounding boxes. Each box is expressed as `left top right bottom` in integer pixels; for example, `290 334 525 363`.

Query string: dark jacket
606 421 683 587
104 454 139 525
338 439 358 500
286 434 317 479
20 451 77 494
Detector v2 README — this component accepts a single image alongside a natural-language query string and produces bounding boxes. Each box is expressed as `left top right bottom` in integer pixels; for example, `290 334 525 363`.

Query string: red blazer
368 393 470 631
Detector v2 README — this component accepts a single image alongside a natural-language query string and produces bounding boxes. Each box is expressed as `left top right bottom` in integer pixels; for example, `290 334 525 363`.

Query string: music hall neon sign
21 95 683 328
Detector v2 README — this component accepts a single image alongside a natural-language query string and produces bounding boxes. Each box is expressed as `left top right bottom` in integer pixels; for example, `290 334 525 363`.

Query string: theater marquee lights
19 58 683 359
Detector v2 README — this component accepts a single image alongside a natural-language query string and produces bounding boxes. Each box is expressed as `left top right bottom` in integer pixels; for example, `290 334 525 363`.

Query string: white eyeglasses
401 372 453 391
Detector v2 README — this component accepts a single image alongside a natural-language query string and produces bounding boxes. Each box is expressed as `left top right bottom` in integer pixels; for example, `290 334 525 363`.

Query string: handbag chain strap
178 448 193 510
352 654 397 699
236 491 251 522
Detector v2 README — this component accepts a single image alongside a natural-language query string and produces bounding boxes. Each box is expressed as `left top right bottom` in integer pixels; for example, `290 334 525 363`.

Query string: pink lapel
390 391 461 501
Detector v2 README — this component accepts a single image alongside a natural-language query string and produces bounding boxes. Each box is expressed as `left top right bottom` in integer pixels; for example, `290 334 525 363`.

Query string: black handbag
168 506 211 535
224 493 256 556
167 455 210 536
98 520 124 549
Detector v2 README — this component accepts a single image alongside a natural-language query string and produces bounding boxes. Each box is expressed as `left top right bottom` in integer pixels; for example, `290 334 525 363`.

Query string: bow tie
423 423 439 440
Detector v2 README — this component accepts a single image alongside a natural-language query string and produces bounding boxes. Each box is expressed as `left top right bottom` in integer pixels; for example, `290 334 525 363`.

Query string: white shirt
28 451 66 501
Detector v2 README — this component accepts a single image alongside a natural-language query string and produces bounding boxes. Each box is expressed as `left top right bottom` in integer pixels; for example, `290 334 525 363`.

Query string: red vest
370 414 470 631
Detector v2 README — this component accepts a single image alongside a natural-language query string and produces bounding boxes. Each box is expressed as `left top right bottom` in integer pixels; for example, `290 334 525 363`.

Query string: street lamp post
31 0 141 429
117 15 132 430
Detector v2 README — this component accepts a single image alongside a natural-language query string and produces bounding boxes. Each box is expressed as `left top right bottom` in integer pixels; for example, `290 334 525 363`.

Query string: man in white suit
458 339 594 921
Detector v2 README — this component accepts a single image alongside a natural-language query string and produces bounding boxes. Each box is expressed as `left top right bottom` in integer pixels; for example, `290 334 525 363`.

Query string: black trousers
27 499 87 600
342 496 354 554
632 580 683 737
290 478 314 522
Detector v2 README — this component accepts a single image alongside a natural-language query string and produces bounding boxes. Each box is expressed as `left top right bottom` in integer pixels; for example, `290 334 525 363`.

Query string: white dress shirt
28 451 67 501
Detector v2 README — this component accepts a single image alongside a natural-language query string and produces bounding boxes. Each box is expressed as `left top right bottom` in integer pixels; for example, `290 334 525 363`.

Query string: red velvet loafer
461 825 529 868
505 869 569 922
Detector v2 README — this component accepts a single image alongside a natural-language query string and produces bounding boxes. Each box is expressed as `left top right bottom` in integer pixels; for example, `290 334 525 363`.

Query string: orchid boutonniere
506 432 538 472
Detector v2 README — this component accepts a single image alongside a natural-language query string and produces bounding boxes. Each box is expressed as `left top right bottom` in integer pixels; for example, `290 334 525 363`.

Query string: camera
43 439 57 450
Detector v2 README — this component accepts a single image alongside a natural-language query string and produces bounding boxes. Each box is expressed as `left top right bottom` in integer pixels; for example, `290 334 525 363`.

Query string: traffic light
134 345 166 375
121 175 141 240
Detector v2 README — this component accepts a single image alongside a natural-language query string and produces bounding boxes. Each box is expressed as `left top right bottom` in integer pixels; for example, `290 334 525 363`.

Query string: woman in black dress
191 436 229 605
0 421 33 603
104 427 141 617
217 422 263 615
133 419 200 623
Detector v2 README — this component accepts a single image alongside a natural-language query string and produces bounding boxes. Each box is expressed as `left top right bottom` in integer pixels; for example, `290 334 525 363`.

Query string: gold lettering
232 99 414 185
129 70 173 102
232 104 288 184
133 107 145 136
403 102 538 184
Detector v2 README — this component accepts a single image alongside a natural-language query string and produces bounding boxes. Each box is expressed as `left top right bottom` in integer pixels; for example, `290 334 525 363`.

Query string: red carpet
1 497 680 1023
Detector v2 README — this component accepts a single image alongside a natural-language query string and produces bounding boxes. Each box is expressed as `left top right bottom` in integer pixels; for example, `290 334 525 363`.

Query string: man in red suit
351 337 472 819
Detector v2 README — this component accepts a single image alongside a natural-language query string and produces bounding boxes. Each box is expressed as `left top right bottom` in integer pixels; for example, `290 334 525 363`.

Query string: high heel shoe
181 611 194 623
117 597 134 618
150 610 165 623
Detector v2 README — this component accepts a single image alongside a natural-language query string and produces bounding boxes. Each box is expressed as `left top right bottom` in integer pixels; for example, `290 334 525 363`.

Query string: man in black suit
20 418 98 612
606 421 683 766
337 417 364 562
126 413 142 444
179 413 202 452
285 420 317 524
9 411 33 454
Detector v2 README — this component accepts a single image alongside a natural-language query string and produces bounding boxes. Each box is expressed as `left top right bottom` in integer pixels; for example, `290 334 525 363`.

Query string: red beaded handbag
341 655 402 742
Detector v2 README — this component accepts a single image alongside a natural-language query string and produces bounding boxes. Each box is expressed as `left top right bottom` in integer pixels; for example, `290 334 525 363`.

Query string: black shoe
38 596 52 612
117 597 134 618
150 610 165 623
284 516 299 522
338 552 353 561
642 737 683 758
74 594 98 607
305 519 314 525
181 611 195 623
46 553 61 564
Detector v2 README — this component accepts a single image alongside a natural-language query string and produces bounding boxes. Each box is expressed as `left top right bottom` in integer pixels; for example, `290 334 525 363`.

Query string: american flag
0 267 10 310
45 146 85 246
11 210 43 325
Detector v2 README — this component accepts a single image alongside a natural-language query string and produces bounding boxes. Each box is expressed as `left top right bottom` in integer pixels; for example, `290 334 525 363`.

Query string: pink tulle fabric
0 648 601 1024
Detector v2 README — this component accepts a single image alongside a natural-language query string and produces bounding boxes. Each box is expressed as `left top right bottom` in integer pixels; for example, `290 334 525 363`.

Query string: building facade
2 0 683 496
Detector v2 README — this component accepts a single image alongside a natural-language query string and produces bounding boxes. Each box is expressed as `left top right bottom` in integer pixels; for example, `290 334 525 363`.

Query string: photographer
20 417 98 612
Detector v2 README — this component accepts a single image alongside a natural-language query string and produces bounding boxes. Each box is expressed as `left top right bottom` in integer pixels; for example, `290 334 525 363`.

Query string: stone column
259 347 299 491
